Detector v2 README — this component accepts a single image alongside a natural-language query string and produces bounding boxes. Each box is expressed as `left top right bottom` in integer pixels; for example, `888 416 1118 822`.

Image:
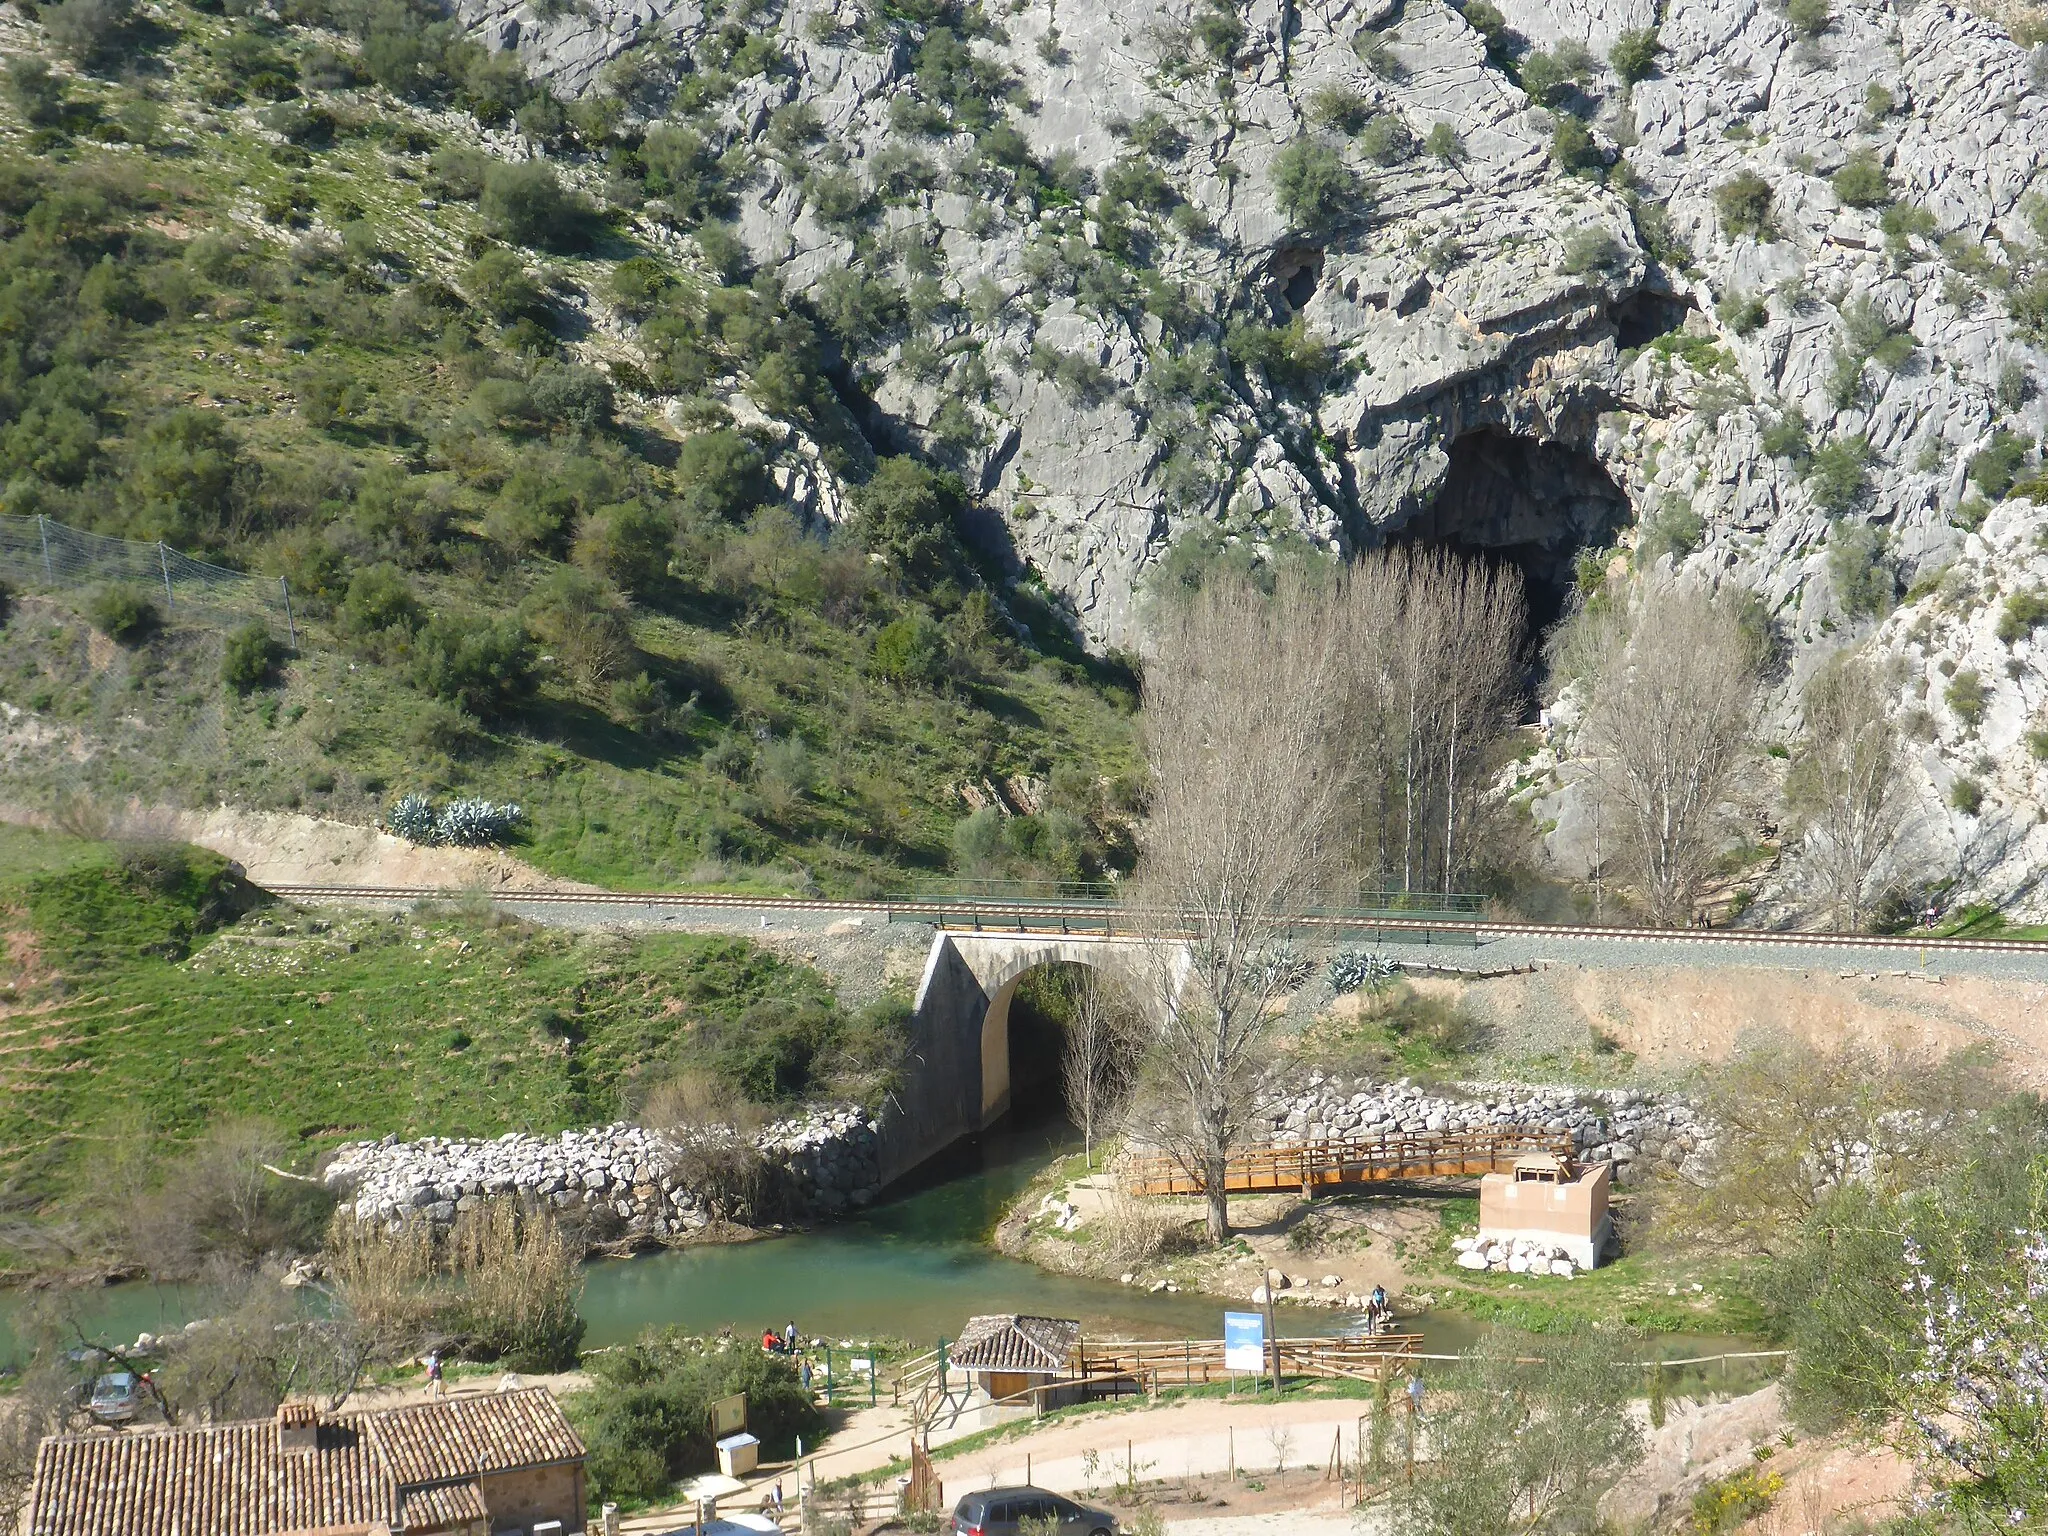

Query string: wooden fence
1078 1334 1424 1391
1121 1127 1576 1196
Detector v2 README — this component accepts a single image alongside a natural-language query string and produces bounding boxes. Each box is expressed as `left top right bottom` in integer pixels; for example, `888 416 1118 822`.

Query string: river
0 1116 1763 1378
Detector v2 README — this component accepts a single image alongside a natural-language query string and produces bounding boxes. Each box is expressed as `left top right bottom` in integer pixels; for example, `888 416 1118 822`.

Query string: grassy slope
0 9 1140 894
0 827 843 1272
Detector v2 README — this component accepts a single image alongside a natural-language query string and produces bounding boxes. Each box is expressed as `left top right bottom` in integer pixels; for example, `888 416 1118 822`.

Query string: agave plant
1327 949 1403 994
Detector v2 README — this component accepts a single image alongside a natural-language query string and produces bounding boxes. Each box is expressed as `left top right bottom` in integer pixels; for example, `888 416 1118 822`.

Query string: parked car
950 1487 1117 1536
87 1372 141 1423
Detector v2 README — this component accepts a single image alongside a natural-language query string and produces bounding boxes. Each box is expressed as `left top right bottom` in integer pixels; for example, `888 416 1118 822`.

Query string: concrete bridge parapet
878 929 1180 1185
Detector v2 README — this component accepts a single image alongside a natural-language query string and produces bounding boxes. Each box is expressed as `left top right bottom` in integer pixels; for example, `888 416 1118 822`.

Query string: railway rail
261 884 2048 956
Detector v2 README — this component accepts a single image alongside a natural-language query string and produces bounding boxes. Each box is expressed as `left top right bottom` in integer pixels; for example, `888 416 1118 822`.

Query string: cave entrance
1396 428 1633 646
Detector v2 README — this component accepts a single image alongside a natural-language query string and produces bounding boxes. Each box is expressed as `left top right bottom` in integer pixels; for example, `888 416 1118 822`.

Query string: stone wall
1253 1075 1711 1184
323 1107 883 1245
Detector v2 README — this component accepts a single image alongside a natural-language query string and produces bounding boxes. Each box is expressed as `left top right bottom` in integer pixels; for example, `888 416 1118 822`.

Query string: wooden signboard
709 1392 747 1437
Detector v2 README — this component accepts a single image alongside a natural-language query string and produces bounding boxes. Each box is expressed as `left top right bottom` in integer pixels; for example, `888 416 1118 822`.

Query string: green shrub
1520 43 1595 104
221 621 281 692
1308 84 1372 133
1946 669 1988 728
1805 435 1871 514
1999 590 2048 644
1839 296 1915 372
1969 429 2030 502
1786 0 1831 39
1424 122 1466 163
341 563 422 656
1551 115 1602 174
1827 522 1893 618
467 250 551 325
410 615 536 720
1610 27 1661 82
1761 409 1810 462
578 1335 826 1505
1358 114 1415 166
872 614 944 685
88 582 159 643
676 429 769 524
1637 496 1703 565
1561 227 1624 274
1717 289 1768 335
1950 776 1983 815
1832 150 1890 208
480 161 591 250
43 0 133 64
852 457 966 582
574 499 673 597
1271 137 1362 233
1714 171 1775 237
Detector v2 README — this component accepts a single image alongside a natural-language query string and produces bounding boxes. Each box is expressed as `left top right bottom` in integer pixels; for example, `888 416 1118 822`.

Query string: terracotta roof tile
26 1418 387 1536
27 1389 585 1536
949 1315 1081 1374
367 1390 585 1485
396 1479 487 1530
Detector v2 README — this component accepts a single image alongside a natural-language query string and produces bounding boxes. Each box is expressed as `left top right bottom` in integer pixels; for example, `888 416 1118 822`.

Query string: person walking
769 1482 784 1522
425 1350 444 1400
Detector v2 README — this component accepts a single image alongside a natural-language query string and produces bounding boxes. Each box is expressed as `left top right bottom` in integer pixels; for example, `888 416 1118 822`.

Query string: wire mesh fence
0 514 299 646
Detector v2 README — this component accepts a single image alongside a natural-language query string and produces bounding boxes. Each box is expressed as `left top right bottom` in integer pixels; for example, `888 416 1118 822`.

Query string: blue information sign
1223 1310 1265 1372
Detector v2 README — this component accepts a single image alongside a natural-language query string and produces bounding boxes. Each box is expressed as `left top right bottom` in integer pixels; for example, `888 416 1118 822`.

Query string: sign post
1224 1310 1264 1394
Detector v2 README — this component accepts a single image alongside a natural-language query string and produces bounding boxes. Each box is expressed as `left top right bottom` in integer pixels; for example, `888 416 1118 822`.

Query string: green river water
0 1117 1763 1377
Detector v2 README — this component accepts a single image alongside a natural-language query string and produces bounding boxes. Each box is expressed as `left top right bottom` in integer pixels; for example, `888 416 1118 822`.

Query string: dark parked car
950 1487 1117 1536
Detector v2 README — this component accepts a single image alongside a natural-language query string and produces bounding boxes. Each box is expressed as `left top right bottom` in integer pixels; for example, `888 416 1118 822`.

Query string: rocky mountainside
461 0 2048 910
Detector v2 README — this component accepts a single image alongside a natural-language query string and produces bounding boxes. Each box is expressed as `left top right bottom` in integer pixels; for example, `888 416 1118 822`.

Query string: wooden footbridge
1120 1127 1575 1197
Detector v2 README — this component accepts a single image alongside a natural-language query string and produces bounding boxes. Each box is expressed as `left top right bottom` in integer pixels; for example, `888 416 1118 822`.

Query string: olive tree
1385 1324 1644 1536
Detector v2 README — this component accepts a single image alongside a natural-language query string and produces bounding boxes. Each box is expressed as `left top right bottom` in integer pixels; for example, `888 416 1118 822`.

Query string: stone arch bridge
882 929 1185 1184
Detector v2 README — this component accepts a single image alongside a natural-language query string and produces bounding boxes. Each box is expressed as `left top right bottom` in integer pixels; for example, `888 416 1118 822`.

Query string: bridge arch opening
980 961 1093 1127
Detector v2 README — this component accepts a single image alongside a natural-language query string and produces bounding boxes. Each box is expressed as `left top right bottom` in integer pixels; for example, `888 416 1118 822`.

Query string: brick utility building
25 1388 588 1536
1476 1153 1614 1270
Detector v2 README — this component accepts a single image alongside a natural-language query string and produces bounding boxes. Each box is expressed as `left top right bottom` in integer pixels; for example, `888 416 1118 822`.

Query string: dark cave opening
1393 429 1635 693
1611 290 1698 350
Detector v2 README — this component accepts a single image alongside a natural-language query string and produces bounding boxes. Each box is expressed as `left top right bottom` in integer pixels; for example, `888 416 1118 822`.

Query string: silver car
88 1372 141 1423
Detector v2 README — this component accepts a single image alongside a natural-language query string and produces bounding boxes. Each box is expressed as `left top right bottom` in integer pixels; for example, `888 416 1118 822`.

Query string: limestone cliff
467 0 2048 911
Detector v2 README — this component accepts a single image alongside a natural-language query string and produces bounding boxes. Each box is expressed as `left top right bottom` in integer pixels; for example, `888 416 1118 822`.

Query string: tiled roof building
948 1315 1081 1377
26 1388 587 1536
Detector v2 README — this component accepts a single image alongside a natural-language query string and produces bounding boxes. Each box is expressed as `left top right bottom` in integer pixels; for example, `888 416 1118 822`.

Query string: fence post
279 577 297 650
37 515 52 584
158 541 174 611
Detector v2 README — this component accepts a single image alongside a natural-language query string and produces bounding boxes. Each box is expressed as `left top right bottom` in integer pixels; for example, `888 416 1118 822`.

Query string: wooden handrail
1120 1126 1576 1196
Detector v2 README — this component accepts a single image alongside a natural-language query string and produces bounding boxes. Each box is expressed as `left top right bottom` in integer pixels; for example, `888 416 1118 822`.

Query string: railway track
259 883 2047 956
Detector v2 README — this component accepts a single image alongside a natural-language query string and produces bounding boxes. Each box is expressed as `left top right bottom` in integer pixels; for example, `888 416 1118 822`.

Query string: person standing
425 1350 444 1399
784 1319 798 1353
769 1482 784 1522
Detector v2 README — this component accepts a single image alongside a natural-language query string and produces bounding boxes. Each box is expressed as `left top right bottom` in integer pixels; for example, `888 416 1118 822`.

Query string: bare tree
1335 548 1525 899
1555 574 1760 926
1786 652 1912 932
1058 970 1140 1168
1126 570 1355 1243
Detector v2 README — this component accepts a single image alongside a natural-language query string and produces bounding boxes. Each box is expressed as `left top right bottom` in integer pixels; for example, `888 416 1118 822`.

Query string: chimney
277 1401 320 1454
